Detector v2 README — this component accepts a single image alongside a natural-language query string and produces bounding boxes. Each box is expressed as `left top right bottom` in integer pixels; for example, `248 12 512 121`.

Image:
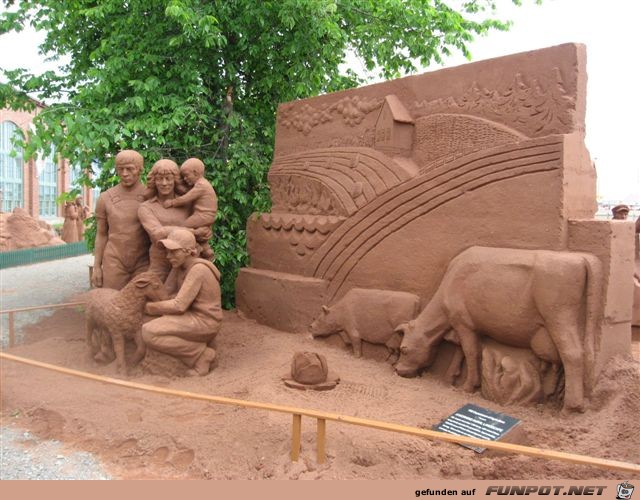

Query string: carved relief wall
237 44 633 377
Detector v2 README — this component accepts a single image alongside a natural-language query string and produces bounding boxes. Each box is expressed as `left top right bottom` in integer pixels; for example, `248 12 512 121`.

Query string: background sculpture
92 149 149 289
61 201 79 243
75 196 91 240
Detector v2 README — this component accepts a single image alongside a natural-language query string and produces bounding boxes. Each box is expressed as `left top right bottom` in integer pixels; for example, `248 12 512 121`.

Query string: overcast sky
0 0 638 202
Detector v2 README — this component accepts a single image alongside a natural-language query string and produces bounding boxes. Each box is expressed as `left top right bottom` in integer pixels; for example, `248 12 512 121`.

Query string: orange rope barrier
1 352 638 473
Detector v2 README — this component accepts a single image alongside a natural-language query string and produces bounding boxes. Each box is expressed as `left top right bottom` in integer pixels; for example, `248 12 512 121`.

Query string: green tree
0 0 531 307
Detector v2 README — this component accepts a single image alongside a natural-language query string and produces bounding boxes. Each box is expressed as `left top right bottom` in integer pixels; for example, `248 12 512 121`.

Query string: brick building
0 102 96 219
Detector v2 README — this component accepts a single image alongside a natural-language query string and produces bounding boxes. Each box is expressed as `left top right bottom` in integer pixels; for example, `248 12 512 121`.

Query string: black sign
433 403 520 453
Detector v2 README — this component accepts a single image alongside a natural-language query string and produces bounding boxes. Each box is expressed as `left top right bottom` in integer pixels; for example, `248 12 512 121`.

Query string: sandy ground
1 303 639 480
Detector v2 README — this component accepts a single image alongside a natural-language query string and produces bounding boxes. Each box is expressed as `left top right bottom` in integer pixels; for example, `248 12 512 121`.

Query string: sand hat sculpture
283 351 340 391
158 228 197 251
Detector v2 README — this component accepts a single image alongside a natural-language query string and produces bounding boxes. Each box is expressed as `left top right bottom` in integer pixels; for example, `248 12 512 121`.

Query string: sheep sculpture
86 271 167 374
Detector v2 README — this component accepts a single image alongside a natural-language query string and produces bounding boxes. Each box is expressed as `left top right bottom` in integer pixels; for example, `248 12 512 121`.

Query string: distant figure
92 150 150 290
162 158 217 260
75 196 90 241
611 204 630 220
61 201 79 243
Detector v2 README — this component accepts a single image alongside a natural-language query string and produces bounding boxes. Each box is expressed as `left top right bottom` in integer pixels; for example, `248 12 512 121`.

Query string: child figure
163 158 217 260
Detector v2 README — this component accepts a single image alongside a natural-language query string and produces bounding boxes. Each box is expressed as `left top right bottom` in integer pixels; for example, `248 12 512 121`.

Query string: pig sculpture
394 246 602 412
310 288 421 358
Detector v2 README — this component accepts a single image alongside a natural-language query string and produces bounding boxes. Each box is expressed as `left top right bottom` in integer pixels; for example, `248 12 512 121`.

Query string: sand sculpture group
61 197 91 243
87 152 221 376
86 44 638 412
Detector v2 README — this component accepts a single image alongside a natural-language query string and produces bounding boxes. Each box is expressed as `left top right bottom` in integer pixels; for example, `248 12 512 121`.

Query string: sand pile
0 208 65 251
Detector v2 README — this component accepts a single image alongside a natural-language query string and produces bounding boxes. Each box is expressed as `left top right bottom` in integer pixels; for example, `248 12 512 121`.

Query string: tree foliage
0 0 530 307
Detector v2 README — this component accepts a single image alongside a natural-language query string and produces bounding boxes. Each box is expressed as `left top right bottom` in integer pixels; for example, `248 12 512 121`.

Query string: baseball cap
158 228 196 250
612 204 630 214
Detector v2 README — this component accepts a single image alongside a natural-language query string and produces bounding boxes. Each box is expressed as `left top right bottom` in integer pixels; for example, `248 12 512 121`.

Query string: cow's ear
322 305 329 314
394 322 407 335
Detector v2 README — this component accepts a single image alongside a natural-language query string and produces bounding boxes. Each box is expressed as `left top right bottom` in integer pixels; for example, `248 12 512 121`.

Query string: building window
91 160 102 210
39 150 58 217
0 121 24 212
70 163 82 188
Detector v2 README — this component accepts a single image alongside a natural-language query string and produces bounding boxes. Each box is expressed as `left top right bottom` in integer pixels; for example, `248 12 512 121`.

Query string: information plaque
433 403 521 453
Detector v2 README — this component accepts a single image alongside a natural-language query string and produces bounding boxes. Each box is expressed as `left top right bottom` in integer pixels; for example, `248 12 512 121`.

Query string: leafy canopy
0 0 531 307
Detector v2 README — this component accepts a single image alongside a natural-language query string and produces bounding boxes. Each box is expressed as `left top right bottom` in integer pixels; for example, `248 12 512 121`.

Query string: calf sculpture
394 246 602 412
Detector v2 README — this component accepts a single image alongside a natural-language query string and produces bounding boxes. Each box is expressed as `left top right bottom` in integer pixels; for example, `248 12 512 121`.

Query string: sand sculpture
310 288 420 359
142 228 222 376
480 340 562 406
0 207 64 251
394 246 601 411
163 158 218 260
93 150 150 289
75 196 91 240
87 152 221 374
61 201 79 243
283 351 340 390
86 271 167 373
633 215 640 327
138 159 191 280
236 43 636 410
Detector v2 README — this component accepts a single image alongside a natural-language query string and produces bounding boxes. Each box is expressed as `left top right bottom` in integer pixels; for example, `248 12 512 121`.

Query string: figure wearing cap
142 228 222 375
611 204 630 220
93 150 150 289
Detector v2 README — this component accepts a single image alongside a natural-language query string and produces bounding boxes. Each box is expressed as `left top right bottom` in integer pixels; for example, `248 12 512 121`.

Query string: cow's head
132 272 168 302
309 305 338 338
393 320 441 377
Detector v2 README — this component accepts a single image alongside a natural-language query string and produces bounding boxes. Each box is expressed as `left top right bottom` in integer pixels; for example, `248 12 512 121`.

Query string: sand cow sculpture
236 43 636 410
393 246 602 412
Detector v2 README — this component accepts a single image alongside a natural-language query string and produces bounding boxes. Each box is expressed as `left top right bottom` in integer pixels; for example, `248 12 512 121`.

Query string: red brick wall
1 105 95 219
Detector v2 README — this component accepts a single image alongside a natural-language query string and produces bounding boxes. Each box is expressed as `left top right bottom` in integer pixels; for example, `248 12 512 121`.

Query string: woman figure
61 201 79 243
138 160 190 281
74 196 90 240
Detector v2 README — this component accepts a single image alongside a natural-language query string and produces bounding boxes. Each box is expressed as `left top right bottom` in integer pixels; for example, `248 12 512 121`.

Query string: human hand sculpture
92 267 103 288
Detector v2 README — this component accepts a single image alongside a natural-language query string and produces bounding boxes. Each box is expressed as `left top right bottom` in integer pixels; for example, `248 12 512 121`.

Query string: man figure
92 150 150 289
142 228 222 376
611 204 630 220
